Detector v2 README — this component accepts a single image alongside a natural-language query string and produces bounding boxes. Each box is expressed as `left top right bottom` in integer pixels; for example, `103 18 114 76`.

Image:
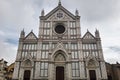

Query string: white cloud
104 47 120 63
0 39 17 65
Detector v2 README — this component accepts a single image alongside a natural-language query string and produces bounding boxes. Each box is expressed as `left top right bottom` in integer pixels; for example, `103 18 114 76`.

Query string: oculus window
55 24 65 34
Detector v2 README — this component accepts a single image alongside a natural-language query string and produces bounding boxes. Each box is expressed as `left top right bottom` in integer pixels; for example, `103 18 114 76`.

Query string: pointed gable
82 31 95 39
52 42 67 54
42 4 76 20
24 31 38 40
82 31 97 43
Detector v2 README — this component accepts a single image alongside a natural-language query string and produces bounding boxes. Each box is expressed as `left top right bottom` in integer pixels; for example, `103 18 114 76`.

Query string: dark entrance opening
23 70 31 80
56 66 64 80
108 75 112 80
89 70 96 80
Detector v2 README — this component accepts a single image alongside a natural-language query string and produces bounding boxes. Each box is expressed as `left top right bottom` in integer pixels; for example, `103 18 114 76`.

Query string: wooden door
89 70 96 80
23 70 31 80
56 66 64 80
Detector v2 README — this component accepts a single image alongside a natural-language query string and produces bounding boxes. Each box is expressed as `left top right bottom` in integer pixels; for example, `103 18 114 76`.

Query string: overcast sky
0 0 120 65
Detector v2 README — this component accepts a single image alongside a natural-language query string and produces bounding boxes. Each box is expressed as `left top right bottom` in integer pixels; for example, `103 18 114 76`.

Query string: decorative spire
75 9 79 16
20 29 25 38
95 29 100 38
87 29 89 32
58 0 61 5
31 29 33 32
41 9 44 16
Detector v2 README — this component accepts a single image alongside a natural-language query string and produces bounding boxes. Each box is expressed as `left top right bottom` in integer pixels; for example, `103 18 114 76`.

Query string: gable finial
95 29 100 38
31 29 33 32
58 0 61 5
75 9 79 16
87 29 89 32
20 28 25 38
41 9 44 16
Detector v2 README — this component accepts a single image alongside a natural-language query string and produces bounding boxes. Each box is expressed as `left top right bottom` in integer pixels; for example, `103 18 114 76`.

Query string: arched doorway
56 66 64 80
55 53 65 80
87 59 98 80
23 70 31 80
54 50 67 80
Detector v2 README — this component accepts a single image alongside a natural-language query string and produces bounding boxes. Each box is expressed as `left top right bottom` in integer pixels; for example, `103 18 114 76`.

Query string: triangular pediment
82 31 95 39
43 4 77 20
52 42 67 54
25 31 38 40
48 10 74 21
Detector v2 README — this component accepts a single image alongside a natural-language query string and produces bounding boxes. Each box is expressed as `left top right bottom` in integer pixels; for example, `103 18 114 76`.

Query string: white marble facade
12 2 107 80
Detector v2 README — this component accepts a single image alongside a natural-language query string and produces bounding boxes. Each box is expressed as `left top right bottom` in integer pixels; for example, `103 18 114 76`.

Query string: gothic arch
53 50 67 80
52 50 67 61
86 52 99 68
86 58 99 68
54 53 66 61
51 42 69 59
21 59 33 67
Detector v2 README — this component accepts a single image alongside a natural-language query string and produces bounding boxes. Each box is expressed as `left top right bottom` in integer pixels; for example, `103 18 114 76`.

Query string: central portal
56 66 64 80
89 70 96 80
23 70 31 80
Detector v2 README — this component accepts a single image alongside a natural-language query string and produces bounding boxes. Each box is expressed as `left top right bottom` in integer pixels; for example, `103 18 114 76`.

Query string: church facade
12 2 107 80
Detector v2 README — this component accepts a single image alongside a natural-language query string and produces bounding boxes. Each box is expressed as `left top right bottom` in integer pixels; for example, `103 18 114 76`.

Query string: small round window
57 12 63 18
55 24 65 34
